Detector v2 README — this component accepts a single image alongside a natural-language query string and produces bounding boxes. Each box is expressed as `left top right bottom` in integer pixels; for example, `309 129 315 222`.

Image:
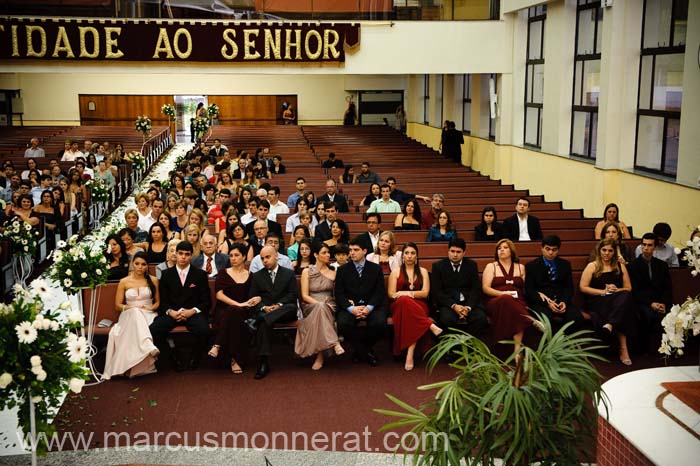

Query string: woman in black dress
33 189 61 251
105 234 130 281
393 199 422 231
474 206 504 241
359 183 381 207
135 222 168 264
579 238 635 365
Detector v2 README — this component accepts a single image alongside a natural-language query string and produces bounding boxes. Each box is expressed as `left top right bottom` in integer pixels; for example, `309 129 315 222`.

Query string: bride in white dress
103 251 161 380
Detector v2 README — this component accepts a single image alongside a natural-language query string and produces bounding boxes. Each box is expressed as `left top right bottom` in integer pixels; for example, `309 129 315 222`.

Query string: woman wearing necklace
388 242 442 371
393 199 422 231
367 231 402 274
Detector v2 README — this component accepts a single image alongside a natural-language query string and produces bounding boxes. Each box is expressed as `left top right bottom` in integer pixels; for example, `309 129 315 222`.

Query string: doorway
358 91 404 126
174 95 207 143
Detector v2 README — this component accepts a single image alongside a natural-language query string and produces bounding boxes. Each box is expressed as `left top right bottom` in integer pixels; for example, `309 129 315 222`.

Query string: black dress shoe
254 361 270 379
366 351 378 367
244 318 258 334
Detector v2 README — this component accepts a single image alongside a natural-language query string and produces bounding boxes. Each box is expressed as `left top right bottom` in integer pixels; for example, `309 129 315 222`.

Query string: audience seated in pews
420 193 445 230
357 161 381 184
105 233 130 281
358 182 381 208
393 199 421 231
474 206 504 242
292 238 314 274
599 221 633 265
502 197 543 242
24 137 45 158
338 165 357 185
155 239 179 279
317 179 349 213
192 233 229 278
367 230 402 274
386 177 431 205
286 177 306 208
249 232 293 274
634 222 679 268
427 210 457 242
594 203 631 240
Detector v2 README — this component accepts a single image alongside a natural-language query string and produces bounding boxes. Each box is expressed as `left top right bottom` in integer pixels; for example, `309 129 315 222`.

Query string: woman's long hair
399 242 423 290
132 250 157 303
105 234 130 269
593 238 619 278
478 206 497 230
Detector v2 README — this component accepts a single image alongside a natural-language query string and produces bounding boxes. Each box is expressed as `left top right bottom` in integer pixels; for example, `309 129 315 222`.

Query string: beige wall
677 0 700 188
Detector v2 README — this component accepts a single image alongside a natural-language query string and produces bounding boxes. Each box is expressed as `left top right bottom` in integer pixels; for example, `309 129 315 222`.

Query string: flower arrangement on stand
0 217 39 286
134 115 152 141
193 117 209 142
84 178 110 204
659 233 700 357
161 103 175 118
207 103 219 123
123 151 146 171
0 282 89 463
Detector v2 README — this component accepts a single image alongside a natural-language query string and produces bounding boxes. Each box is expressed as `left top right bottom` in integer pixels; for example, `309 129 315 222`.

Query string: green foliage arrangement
47 235 109 295
123 151 146 171
376 318 608 466
134 115 152 135
161 103 176 118
85 178 110 203
0 217 39 256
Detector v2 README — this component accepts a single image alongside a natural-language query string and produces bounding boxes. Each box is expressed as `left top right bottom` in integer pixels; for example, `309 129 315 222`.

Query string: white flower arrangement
659 231 700 356
123 151 146 171
161 103 176 118
134 115 152 135
207 103 219 118
84 178 110 203
0 217 39 256
47 235 109 295
193 117 209 134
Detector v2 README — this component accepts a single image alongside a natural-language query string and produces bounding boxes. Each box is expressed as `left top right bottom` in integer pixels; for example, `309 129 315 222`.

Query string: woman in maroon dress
482 239 533 353
388 242 443 371
208 243 261 374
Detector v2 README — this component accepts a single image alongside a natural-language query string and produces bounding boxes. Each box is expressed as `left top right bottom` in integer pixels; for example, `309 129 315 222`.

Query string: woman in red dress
482 239 534 353
388 242 443 371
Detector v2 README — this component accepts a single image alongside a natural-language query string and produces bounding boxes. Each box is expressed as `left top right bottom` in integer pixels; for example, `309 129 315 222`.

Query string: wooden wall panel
208 95 297 125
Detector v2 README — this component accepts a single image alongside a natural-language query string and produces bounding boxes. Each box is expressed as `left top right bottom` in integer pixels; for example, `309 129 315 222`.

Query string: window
433 74 443 127
524 5 546 148
570 0 602 160
489 73 497 141
423 74 430 125
634 0 686 178
462 74 471 134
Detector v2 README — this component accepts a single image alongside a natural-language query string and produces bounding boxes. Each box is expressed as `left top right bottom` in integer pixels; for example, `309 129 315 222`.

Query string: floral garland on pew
84 178 110 204
123 151 146 171
0 217 39 256
659 231 700 356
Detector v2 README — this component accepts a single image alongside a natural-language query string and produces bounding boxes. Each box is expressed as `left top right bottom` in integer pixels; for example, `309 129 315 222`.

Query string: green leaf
147 399 157 407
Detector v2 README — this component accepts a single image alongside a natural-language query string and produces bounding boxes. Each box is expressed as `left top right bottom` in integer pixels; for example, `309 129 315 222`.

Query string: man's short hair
176 241 194 253
323 201 337 211
517 197 530 206
349 235 367 250
386 176 397 183
448 237 466 251
642 232 657 242
214 138 221 143
39 174 51 183
258 200 271 210
19 180 32 189
219 188 232 196
380 183 391 191
328 152 336 158
432 193 445 202
147 187 159 195
183 189 198 199
366 212 382 224
150 180 162 188
296 177 305 183
362 161 370 167
265 232 280 242
652 222 672 240
334 242 349 255
269 186 281 195
541 235 561 248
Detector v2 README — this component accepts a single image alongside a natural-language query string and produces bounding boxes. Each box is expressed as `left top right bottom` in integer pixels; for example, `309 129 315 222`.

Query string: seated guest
634 222 679 267
248 219 268 258
474 206 504 242
393 199 421 231
366 184 401 214
135 193 153 232
187 208 207 234
421 193 445 230
119 227 144 258
502 197 543 242
338 165 357 185
192 233 230 278
356 213 382 254
182 224 202 257
331 242 350 269
150 241 211 372
630 233 673 352
431 238 488 337
285 197 318 237
594 203 631 240
317 179 349 213
525 235 584 332
386 177 431 205
105 234 130 281
244 200 284 250
323 219 348 257
24 137 45 158
599 221 633 265
134 222 168 264
388 242 442 371
314 202 349 243
334 237 388 366
579 238 635 365
124 208 148 243
170 200 189 235
679 228 700 267
208 243 260 376
248 246 299 379
286 225 310 261
270 156 286 175
294 242 345 370
292 238 314 274
358 183 381 208
357 162 381 184
482 239 536 354
155 239 180 279
367 230 402 274
427 210 457 242
249 232 293 273
321 152 344 169
240 197 259 226
267 186 289 222
286 177 306 208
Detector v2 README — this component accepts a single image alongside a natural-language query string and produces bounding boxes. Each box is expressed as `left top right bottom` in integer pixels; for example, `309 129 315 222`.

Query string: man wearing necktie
192 234 229 278
248 246 298 379
334 236 387 366
525 235 584 333
150 241 211 371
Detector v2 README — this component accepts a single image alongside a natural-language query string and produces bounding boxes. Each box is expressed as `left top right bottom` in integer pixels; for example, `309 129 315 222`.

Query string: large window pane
528 20 543 59
643 0 673 48
525 107 540 147
574 62 583 106
639 55 653 110
528 64 544 104
463 101 471 133
574 60 601 106
571 111 591 156
653 53 684 111
577 8 596 55
636 115 664 171
664 118 680 175
672 0 688 46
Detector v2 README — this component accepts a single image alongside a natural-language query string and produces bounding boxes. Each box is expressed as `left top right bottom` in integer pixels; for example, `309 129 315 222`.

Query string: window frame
462 73 471 135
524 6 546 149
423 74 430 126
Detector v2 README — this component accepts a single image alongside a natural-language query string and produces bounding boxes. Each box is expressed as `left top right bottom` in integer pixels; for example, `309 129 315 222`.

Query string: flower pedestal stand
28 395 37 466
77 287 103 386
12 254 33 288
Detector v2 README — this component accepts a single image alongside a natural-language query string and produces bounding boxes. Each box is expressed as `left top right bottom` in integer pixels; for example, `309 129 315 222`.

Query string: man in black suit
355 212 382 254
317 179 349 213
245 200 285 250
232 159 247 181
321 152 344 169
248 246 298 379
629 233 673 351
502 197 543 242
150 241 211 371
431 238 488 337
314 201 350 243
334 236 387 366
192 233 230 278
525 235 584 332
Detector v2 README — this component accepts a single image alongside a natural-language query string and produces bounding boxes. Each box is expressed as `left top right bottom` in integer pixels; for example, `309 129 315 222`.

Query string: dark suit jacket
525 256 574 306
245 219 284 248
431 258 482 310
502 214 543 241
334 260 385 312
249 266 298 314
232 169 245 180
191 253 230 276
629 256 673 308
158 266 211 316
355 230 382 254
474 222 504 241
317 193 349 212
210 147 225 159
314 221 332 242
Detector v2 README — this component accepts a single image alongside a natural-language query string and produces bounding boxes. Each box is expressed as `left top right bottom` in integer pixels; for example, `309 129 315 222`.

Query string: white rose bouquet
123 151 146 171
47 235 109 295
84 178 110 203
161 103 176 118
0 217 39 256
134 115 152 136
207 103 219 118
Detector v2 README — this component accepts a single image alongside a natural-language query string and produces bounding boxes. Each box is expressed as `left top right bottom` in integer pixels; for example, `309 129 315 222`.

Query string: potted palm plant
376 318 608 466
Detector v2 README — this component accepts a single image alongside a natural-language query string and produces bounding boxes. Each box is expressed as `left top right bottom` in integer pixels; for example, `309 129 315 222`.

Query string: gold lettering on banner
263 29 281 60
26 25 47 58
173 28 192 59
221 28 238 59
79 27 99 58
304 29 322 60
153 28 174 58
52 26 75 58
323 29 340 59
284 29 301 60
104 27 124 59
243 29 260 60
11 25 19 57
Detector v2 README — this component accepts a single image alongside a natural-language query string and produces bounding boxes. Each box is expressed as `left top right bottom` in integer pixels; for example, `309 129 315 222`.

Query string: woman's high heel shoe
333 343 345 356
207 345 220 358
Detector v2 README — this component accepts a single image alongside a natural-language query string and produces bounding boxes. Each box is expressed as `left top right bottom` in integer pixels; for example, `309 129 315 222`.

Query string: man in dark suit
355 212 382 254
630 233 673 351
232 159 247 181
245 200 285 250
192 233 230 278
248 246 298 379
334 236 387 366
431 238 488 337
525 235 584 332
321 152 344 169
314 201 348 242
150 241 211 371
317 179 349 213
502 197 543 242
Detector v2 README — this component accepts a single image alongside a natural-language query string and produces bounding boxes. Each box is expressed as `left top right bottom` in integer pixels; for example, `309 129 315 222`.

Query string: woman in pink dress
388 242 442 371
103 252 160 380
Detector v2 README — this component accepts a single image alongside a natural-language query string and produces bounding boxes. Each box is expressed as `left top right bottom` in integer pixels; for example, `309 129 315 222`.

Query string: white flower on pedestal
15 321 38 344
